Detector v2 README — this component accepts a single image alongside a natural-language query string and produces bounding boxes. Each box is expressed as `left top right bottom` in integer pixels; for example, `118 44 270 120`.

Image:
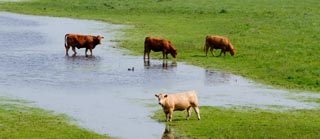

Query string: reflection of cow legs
162 59 168 68
144 59 150 66
72 47 77 56
162 124 174 139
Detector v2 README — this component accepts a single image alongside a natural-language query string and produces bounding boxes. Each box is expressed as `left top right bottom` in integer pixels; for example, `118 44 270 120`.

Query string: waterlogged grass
152 106 320 139
0 98 109 139
0 1 319 92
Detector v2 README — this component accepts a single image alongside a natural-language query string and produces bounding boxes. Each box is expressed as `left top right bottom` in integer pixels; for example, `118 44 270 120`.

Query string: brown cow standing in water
155 90 201 122
65 34 104 57
204 36 236 57
144 37 177 59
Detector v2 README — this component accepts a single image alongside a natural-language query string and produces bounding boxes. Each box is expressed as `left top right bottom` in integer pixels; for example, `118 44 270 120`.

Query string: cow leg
72 47 77 56
218 49 223 57
186 107 192 120
144 50 150 60
204 45 208 57
162 51 166 59
85 48 89 57
193 106 201 120
204 44 211 57
168 112 173 122
144 48 151 60
65 46 70 56
165 112 170 122
167 109 174 122
89 48 93 57
210 47 215 57
143 51 148 59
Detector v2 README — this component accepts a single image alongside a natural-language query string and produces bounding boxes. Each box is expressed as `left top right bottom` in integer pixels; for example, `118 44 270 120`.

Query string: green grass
152 106 320 139
0 0 319 92
0 98 110 139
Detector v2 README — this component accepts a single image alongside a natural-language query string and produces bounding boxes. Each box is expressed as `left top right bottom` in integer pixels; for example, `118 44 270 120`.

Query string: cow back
145 37 166 52
166 91 198 110
66 34 103 49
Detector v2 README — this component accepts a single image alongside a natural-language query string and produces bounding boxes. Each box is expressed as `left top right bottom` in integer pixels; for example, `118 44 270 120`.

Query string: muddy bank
0 12 319 139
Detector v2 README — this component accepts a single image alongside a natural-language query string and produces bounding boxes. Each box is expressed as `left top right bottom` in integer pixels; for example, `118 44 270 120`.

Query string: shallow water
0 12 319 139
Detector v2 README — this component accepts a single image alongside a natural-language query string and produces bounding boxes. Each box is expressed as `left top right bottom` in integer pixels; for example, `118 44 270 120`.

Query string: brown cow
65 34 104 57
204 35 236 57
144 37 177 59
155 90 201 122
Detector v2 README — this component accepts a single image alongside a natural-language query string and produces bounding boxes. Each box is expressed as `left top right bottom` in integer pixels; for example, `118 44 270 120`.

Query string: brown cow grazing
155 90 200 122
204 35 236 57
65 34 104 57
144 37 177 59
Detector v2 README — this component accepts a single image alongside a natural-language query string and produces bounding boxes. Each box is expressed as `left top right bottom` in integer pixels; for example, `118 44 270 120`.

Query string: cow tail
64 34 69 48
204 36 208 52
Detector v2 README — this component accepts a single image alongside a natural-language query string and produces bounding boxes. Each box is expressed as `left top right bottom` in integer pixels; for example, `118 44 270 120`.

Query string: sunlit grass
0 98 109 139
152 106 320 139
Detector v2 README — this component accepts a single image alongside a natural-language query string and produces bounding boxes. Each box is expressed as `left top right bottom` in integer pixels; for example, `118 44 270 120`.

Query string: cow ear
164 94 168 98
155 94 159 98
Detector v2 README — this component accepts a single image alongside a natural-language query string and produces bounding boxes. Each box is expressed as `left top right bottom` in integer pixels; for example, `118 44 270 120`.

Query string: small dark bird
128 67 134 71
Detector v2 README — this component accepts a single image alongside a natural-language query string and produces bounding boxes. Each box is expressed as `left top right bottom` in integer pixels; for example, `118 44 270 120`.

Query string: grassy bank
152 106 320 139
0 0 319 92
0 98 109 139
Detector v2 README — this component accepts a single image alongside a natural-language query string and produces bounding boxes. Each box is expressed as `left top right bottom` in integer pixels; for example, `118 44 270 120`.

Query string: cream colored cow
155 90 201 122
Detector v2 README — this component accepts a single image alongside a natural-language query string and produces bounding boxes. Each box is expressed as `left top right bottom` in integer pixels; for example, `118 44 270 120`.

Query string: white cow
155 90 201 122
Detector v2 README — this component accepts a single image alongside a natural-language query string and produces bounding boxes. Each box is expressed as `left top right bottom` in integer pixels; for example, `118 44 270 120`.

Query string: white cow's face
155 94 168 106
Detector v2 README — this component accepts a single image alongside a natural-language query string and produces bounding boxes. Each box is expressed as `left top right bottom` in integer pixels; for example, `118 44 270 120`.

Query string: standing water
0 12 319 139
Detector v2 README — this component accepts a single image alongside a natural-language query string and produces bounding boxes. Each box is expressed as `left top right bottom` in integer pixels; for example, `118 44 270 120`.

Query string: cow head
95 35 104 45
230 48 236 56
228 44 236 56
169 44 178 58
155 94 168 106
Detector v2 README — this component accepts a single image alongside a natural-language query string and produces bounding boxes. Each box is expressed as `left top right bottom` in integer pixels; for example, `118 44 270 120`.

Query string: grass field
0 0 319 92
152 106 320 139
0 97 109 139
1 1 319 138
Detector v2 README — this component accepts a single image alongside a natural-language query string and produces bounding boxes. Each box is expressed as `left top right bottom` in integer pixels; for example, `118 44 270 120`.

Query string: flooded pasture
0 12 319 139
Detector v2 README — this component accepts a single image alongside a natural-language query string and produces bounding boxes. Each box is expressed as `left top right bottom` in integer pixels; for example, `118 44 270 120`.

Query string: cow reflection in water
144 59 177 69
162 124 190 139
162 125 175 139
